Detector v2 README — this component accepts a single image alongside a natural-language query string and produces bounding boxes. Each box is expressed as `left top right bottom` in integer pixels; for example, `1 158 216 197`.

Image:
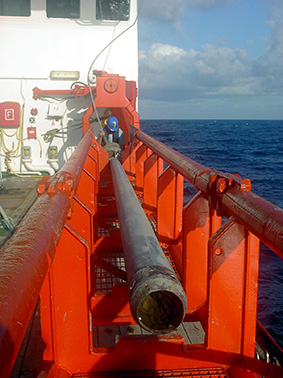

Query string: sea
140 119 283 348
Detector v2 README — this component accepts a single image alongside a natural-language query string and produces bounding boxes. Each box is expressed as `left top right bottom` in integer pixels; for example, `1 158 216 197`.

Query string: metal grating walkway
92 244 177 294
92 249 126 293
73 367 228 377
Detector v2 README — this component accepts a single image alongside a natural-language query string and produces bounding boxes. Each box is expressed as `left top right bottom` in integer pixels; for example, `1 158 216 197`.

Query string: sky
137 0 283 119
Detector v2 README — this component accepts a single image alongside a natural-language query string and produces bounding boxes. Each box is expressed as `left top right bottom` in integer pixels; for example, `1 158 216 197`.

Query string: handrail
136 130 211 192
222 188 283 257
60 129 94 189
37 130 95 196
0 129 95 378
135 130 283 258
0 192 70 377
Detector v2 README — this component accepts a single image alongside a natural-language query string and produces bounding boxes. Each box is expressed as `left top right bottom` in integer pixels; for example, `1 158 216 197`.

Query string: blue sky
138 0 283 119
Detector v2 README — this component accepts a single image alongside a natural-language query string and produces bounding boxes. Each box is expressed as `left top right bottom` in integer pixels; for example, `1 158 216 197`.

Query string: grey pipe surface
110 158 187 334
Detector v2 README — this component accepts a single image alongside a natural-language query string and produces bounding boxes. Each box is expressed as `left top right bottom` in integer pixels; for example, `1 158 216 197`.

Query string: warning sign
0 102 20 127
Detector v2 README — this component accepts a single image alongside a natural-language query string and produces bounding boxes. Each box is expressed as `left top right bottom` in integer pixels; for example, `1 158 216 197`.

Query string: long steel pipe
110 158 187 334
135 130 283 257
60 129 94 190
0 191 70 378
0 129 95 377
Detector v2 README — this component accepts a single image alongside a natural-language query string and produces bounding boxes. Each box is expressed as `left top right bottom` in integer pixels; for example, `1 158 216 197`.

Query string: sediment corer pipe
110 158 187 334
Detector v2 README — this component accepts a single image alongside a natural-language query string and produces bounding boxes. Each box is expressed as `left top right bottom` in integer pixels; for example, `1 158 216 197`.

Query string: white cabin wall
0 0 138 81
0 0 138 174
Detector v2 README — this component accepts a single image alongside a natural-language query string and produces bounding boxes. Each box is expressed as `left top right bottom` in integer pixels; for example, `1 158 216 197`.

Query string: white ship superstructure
0 0 138 174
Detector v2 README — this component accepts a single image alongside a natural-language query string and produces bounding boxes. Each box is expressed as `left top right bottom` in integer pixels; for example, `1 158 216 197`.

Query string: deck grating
92 245 178 293
146 212 157 232
92 321 205 349
73 366 227 377
93 249 126 293
97 221 120 237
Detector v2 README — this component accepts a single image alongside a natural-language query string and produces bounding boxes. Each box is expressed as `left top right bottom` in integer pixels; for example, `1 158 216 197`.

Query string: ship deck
11 305 206 378
0 175 40 247
92 321 205 348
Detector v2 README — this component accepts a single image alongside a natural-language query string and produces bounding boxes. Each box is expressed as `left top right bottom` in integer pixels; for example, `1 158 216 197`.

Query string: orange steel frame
0 72 282 378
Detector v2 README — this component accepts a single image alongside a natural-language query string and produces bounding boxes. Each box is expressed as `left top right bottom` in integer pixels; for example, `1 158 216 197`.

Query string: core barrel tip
129 266 188 334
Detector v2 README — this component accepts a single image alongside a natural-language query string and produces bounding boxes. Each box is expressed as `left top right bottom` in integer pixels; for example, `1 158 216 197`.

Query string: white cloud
139 42 256 101
252 6 283 95
138 0 283 119
149 43 186 60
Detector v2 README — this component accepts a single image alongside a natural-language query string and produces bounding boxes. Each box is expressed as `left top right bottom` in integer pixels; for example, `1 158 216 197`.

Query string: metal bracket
37 172 75 218
208 170 251 216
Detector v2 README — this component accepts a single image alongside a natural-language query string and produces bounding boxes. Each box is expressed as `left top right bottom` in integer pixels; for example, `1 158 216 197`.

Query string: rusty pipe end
129 266 187 334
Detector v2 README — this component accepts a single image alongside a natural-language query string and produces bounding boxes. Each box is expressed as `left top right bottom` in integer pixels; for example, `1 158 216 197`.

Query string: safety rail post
121 139 141 176
143 153 163 210
182 192 222 312
40 214 92 376
65 141 99 249
135 144 150 190
39 132 101 375
157 167 183 243
207 218 260 356
135 130 211 194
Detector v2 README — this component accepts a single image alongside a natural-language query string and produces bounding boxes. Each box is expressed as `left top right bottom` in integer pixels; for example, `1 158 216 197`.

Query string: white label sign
5 109 15 121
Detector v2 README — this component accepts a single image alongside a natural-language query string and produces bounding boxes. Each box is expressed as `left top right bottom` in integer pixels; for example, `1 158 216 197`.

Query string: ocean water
140 119 283 348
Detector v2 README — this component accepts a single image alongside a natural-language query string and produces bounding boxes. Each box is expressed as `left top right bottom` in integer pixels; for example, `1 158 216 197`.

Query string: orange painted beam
0 191 70 378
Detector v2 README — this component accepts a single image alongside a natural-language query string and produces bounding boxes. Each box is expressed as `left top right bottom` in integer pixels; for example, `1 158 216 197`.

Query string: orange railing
0 129 99 377
0 123 283 377
135 130 283 258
